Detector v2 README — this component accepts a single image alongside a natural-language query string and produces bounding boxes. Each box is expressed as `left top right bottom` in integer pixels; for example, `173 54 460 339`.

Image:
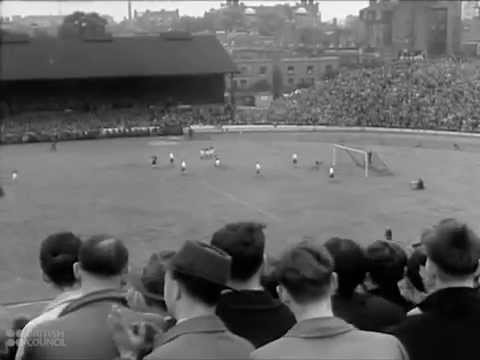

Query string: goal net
332 144 393 177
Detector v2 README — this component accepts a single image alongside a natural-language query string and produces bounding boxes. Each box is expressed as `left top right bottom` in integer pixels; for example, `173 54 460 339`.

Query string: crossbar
332 144 369 177
333 144 367 155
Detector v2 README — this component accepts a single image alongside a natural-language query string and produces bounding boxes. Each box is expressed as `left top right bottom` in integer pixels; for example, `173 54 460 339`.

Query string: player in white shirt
214 157 221 168
11 170 18 182
329 167 335 178
169 153 175 165
181 161 187 173
256 162 262 175
292 153 298 166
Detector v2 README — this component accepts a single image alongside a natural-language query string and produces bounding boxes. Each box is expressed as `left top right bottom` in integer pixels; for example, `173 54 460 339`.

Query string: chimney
128 0 132 21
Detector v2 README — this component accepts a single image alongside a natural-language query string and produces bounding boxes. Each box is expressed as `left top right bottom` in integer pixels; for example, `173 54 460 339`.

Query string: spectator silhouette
20 235 141 360
212 222 295 347
325 237 406 331
366 240 413 310
143 241 254 360
252 241 408 360
16 232 82 360
390 219 480 360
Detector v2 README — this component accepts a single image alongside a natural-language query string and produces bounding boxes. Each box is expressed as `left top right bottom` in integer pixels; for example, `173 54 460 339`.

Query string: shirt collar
285 317 354 339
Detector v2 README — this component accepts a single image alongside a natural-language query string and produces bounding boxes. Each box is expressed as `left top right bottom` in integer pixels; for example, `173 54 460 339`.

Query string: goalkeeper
410 178 425 190
367 151 373 166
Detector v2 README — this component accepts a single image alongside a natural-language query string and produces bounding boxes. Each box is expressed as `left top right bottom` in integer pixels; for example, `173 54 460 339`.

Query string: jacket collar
418 287 480 315
160 315 227 345
44 289 83 312
58 288 127 317
285 317 354 339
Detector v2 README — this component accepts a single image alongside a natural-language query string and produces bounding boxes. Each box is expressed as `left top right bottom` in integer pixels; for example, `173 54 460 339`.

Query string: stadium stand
268 58 480 131
2 57 480 144
0 33 236 144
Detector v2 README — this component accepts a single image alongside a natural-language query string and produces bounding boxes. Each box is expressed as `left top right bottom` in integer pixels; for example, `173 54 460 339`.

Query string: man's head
75 235 129 286
40 232 82 289
274 242 335 311
365 240 407 289
406 247 427 293
128 250 176 313
211 222 266 283
325 237 367 298
422 219 480 288
164 241 231 318
398 246 429 305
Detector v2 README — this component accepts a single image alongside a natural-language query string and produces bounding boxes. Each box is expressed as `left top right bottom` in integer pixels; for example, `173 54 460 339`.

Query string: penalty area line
200 180 282 223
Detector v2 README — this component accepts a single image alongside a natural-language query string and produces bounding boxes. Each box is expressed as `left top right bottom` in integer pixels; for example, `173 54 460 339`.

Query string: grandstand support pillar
229 72 236 123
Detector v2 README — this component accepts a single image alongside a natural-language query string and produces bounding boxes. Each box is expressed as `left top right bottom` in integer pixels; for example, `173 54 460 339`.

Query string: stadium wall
188 125 480 138
4 123 480 145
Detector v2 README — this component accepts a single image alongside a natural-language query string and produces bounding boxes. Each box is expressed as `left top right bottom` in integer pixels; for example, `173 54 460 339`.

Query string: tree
59 12 108 38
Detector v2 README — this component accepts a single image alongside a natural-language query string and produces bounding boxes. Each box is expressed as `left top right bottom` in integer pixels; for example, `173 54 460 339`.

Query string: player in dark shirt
151 155 158 167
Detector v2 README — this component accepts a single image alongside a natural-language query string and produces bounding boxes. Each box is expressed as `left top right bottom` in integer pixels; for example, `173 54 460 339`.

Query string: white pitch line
200 180 281 223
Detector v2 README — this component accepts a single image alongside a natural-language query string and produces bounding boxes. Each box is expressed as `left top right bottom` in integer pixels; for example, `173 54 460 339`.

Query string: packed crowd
2 105 230 144
3 58 480 144
270 58 480 131
1 218 479 360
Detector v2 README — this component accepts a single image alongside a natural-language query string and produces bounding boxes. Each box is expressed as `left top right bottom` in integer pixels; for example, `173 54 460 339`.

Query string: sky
1 1 368 22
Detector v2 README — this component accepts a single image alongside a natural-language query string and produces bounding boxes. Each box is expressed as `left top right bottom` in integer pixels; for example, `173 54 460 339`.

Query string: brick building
280 56 338 90
233 59 273 91
229 56 339 96
360 0 462 57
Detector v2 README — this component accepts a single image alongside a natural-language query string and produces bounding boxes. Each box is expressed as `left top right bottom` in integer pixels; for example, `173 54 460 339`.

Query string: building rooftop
0 33 237 81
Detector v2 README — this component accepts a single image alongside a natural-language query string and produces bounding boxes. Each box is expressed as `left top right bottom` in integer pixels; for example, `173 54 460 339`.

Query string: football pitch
1 131 480 309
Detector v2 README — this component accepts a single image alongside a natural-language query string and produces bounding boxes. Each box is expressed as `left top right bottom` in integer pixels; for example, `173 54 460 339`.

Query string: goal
332 144 393 177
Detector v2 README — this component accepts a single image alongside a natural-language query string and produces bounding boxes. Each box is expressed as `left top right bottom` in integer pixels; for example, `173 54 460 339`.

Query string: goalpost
332 144 369 177
331 144 393 177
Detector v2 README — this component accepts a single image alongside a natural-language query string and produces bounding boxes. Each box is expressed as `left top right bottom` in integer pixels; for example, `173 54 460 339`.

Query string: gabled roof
0 33 237 81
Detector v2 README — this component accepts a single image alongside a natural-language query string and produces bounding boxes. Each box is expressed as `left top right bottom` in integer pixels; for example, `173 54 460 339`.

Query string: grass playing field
1 130 480 311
